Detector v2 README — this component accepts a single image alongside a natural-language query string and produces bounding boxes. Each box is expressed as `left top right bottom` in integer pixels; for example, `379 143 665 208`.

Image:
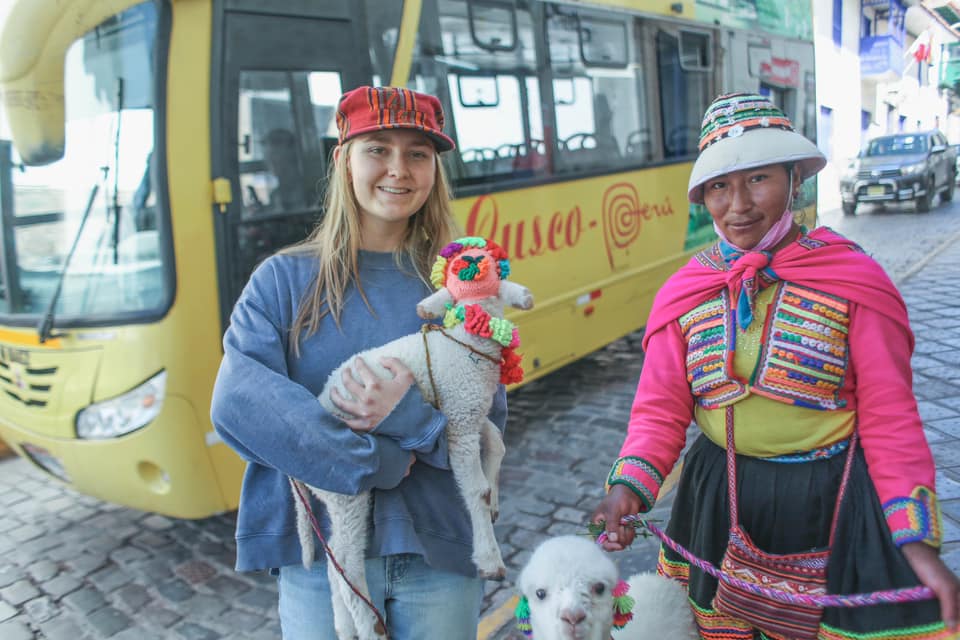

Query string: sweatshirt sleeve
210 260 411 494
848 302 942 548
606 321 694 511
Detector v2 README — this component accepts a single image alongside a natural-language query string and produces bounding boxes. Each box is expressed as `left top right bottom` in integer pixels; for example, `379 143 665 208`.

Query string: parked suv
839 130 956 215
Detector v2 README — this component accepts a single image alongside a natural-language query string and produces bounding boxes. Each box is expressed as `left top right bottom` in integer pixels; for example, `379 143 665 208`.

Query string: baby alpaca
291 237 532 640
517 535 697 640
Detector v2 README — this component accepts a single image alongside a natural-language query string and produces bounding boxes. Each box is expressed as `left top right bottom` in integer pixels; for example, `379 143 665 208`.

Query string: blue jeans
277 554 484 640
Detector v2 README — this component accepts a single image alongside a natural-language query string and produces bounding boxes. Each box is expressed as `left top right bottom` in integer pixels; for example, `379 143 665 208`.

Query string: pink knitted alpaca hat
430 236 511 301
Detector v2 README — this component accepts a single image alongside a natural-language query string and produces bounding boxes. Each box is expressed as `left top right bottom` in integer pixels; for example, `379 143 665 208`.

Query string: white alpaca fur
518 535 698 640
291 276 533 640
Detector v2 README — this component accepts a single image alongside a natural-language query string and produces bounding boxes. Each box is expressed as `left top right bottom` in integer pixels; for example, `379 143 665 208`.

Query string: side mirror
932 145 947 154
0 2 123 165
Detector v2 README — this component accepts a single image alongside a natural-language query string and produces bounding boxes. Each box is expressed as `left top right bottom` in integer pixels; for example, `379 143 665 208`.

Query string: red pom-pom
500 348 524 384
612 611 634 629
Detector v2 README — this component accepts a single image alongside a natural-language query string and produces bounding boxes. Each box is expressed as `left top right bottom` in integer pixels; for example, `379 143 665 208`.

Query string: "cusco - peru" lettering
464 182 675 267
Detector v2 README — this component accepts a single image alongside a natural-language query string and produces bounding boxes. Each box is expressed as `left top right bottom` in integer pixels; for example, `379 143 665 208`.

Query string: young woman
592 92 960 638
211 86 506 639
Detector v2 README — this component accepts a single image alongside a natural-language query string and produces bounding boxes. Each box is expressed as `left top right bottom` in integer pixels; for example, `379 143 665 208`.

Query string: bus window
233 71 339 280
237 71 339 218
365 2 403 84
411 0 544 188
657 28 712 159
546 5 646 173
1 1 167 321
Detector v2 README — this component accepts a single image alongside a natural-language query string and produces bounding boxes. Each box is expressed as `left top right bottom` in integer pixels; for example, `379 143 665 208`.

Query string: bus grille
0 359 56 408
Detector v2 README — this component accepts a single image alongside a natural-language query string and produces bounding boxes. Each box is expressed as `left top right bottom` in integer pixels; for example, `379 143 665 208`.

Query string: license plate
867 185 885 196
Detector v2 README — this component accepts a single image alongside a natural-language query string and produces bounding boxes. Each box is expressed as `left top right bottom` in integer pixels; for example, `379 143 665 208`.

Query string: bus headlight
76 371 167 439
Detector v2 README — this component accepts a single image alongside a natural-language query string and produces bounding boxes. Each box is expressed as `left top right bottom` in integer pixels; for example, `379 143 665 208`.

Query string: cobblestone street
3 206 960 639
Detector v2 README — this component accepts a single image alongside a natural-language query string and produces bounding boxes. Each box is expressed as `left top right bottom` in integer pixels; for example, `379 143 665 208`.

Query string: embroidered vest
678 282 851 410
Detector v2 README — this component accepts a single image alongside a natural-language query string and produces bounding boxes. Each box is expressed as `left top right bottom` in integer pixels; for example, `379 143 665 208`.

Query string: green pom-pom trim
613 593 635 615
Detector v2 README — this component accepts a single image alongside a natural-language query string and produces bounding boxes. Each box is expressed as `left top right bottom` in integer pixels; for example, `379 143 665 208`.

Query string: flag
905 29 933 65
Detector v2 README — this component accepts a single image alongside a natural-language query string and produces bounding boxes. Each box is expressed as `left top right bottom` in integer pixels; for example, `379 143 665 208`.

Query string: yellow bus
0 0 818 518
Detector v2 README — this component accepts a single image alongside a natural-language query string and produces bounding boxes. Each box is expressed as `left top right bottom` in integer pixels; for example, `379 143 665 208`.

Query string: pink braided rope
596 515 935 608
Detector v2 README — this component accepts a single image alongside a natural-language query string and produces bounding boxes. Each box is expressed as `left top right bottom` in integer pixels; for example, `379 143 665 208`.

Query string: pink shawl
642 227 913 352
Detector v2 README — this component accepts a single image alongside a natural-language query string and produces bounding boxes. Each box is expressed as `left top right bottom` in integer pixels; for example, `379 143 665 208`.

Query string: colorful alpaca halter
514 580 635 639
441 302 523 384
431 235 524 384
430 236 511 290
443 303 519 348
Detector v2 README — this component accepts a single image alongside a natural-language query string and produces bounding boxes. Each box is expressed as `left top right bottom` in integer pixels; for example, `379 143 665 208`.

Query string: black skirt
658 433 947 639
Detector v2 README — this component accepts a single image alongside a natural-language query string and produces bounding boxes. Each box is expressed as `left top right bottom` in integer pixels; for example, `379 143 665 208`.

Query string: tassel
515 595 533 637
500 347 524 384
611 579 635 630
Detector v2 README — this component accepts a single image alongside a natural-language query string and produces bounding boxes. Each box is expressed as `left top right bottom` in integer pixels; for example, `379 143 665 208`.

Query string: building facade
814 0 960 210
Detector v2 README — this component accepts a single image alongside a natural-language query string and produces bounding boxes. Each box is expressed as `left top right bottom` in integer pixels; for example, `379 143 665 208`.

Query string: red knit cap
335 86 455 152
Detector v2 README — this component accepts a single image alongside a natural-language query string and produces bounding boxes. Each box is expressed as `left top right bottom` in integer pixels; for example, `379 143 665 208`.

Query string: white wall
813 0 864 212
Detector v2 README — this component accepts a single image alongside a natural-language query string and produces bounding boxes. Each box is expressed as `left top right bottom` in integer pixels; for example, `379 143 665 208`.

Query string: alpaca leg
290 480 318 569
321 492 385 640
479 418 506 522
448 429 506 579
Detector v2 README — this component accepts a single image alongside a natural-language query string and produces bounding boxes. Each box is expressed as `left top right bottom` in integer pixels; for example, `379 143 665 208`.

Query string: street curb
476 595 518 640
895 226 960 284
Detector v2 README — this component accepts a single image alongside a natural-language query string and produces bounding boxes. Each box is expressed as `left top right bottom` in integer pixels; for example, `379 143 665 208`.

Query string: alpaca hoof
491 510 499 523
480 566 507 581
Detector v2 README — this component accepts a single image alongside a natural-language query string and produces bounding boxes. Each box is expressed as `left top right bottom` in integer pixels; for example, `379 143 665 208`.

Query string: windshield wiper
37 184 99 343
110 77 124 265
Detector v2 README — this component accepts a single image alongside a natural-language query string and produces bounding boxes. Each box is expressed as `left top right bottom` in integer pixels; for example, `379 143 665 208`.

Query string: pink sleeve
606 321 694 511
848 302 942 547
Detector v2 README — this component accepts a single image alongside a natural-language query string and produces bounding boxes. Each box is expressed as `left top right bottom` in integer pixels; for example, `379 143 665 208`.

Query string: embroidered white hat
687 92 826 204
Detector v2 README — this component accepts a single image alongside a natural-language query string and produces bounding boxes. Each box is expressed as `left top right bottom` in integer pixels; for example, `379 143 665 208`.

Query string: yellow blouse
694 286 855 456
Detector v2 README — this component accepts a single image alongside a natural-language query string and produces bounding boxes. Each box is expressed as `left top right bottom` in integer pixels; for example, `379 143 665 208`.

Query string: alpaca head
517 536 631 640
431 236 511 304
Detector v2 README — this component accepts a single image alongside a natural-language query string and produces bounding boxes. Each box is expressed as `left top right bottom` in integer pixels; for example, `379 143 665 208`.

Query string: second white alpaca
517 535 698 640
291 237 532 640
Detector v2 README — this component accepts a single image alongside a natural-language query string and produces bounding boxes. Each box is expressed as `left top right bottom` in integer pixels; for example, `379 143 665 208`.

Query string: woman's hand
590 484 643 552
330 356 415 432
901 541 960 631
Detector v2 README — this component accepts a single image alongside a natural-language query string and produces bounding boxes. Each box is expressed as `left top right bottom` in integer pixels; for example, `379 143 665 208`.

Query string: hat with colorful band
687 92 826 204
335 86 455 152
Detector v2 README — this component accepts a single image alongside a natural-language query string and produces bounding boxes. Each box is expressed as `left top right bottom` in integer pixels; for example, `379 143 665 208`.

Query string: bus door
211 4 374 328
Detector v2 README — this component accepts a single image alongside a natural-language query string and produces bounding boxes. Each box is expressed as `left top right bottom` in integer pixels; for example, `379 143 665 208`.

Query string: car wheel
944 173 956 202
916 178 934 213
842 201 856 216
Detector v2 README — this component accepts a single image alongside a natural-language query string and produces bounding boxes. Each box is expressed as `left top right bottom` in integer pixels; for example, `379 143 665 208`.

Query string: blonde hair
283 139 460 355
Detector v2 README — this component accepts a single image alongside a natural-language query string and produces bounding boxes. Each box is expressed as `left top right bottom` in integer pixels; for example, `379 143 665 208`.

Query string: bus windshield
0 1 167 325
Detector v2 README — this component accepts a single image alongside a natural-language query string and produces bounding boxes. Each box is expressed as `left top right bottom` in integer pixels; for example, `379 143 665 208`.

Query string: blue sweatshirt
211 249 507 575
